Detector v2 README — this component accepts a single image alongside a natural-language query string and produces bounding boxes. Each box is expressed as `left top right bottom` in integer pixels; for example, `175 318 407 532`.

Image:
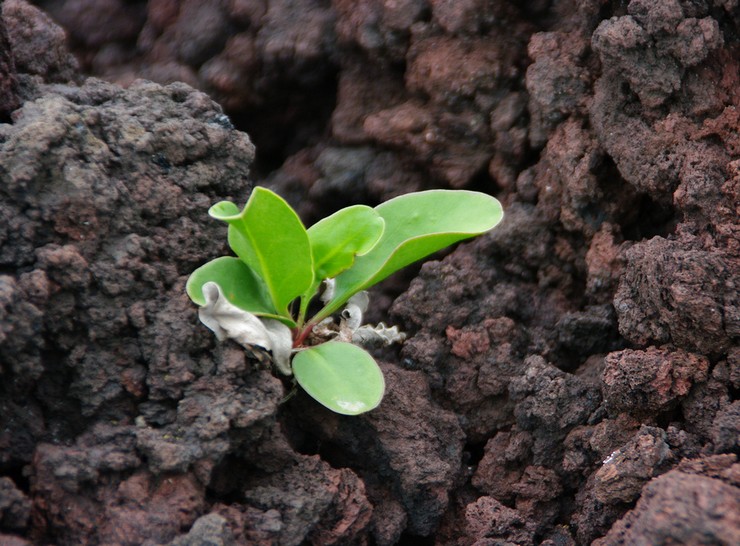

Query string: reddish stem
293 324 314 348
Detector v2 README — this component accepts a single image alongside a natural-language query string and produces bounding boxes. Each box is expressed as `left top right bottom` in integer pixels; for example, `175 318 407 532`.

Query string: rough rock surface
0 3 21 119
2 0 739 544
3 0 79 83
289 362 465 544
602 347 710 415
595 460 740 546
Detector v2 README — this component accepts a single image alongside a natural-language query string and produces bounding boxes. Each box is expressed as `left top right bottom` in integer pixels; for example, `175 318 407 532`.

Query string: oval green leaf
185 257 295 324
317 190 503 320
307 205 385 280
209 187 314 315
292 341 385 415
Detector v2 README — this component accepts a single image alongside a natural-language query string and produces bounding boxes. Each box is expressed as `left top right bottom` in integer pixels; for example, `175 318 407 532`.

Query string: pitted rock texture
614 237 739 355
290 362 466 543
0 6 21 119
3 0 78 84
2 0 739 544
602 347 710 415
594 462 740 546
0 30 372 543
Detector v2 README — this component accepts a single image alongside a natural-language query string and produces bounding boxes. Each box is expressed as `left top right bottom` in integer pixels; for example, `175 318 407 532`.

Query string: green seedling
187 187 503 415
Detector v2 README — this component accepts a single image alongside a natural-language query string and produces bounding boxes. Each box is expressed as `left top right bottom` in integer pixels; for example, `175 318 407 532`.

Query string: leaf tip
209 201 241 220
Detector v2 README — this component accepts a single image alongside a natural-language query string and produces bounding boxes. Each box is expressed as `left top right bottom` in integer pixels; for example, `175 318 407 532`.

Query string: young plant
186 187 503 415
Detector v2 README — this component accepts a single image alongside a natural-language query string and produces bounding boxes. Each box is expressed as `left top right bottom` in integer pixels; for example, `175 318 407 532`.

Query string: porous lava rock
2 0 739 544
602 347 710 415
289 362 465 544
594 463 740 545
0 8 373 543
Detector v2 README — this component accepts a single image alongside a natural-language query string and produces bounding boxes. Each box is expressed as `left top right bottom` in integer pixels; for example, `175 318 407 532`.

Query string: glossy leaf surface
209 187 313 315
317 190 504 319
307 205 385 280
292 341 385 415
185 257 293 325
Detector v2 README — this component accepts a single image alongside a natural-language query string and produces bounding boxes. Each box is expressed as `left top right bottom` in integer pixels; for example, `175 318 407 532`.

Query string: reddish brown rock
45 0 145 49
463 495 535 544
614 239 737 355
602 347 710 416
585 223 628 300
32 440 202 544
675 453 739 483
0 3 20 120
512 465 563 532
235 455 373 546
429 0 500 35
167 513 235 546
595 469 740 545
473 430 533 503
710 400 740 453
571 426 676 543
563 414 642 475
406 35 519 105
526 31 591 146
330 60 406 144
592 1 721 108
364 100 492 187
2 0 78 83
510 356 602 462
592 426 674 505
0 534 31 546
532 120 639 237
2 0 739 544
333 0 423 61
288 362 465 541
681 363 732 444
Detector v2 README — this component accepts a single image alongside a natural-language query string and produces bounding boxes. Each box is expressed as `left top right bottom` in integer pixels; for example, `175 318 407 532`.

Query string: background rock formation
1 0 738 544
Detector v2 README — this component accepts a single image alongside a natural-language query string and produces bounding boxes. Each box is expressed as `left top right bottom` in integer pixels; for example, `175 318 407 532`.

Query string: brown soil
1 0 738 544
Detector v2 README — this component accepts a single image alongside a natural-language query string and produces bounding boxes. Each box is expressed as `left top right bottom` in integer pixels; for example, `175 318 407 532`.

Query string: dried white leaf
199 283 270 345
352 322 406 347
348 291 369 313
341 291 369 331
320 278 335 304
312 318 339 340
333 291 405 347
261 318 293 376
198 282 293 375
335 322 355 343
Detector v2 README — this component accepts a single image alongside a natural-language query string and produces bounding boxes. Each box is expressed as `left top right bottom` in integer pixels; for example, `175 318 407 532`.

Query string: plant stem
293 324 314 348
296 296 308 328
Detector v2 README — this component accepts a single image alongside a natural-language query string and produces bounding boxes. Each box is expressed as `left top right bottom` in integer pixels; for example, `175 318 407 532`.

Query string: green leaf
308 205 385 280
317 190 503 320
209 187 313 315
186 257 295 325
292 342 385 415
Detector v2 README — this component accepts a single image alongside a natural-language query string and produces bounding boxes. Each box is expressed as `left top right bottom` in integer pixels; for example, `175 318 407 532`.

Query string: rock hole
656 406 683 430
620 80 632 97
35 349 90 442
0 462 30 494
230 70 339 177
463 440 488 467
620 193 677 241
207 454 256 499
